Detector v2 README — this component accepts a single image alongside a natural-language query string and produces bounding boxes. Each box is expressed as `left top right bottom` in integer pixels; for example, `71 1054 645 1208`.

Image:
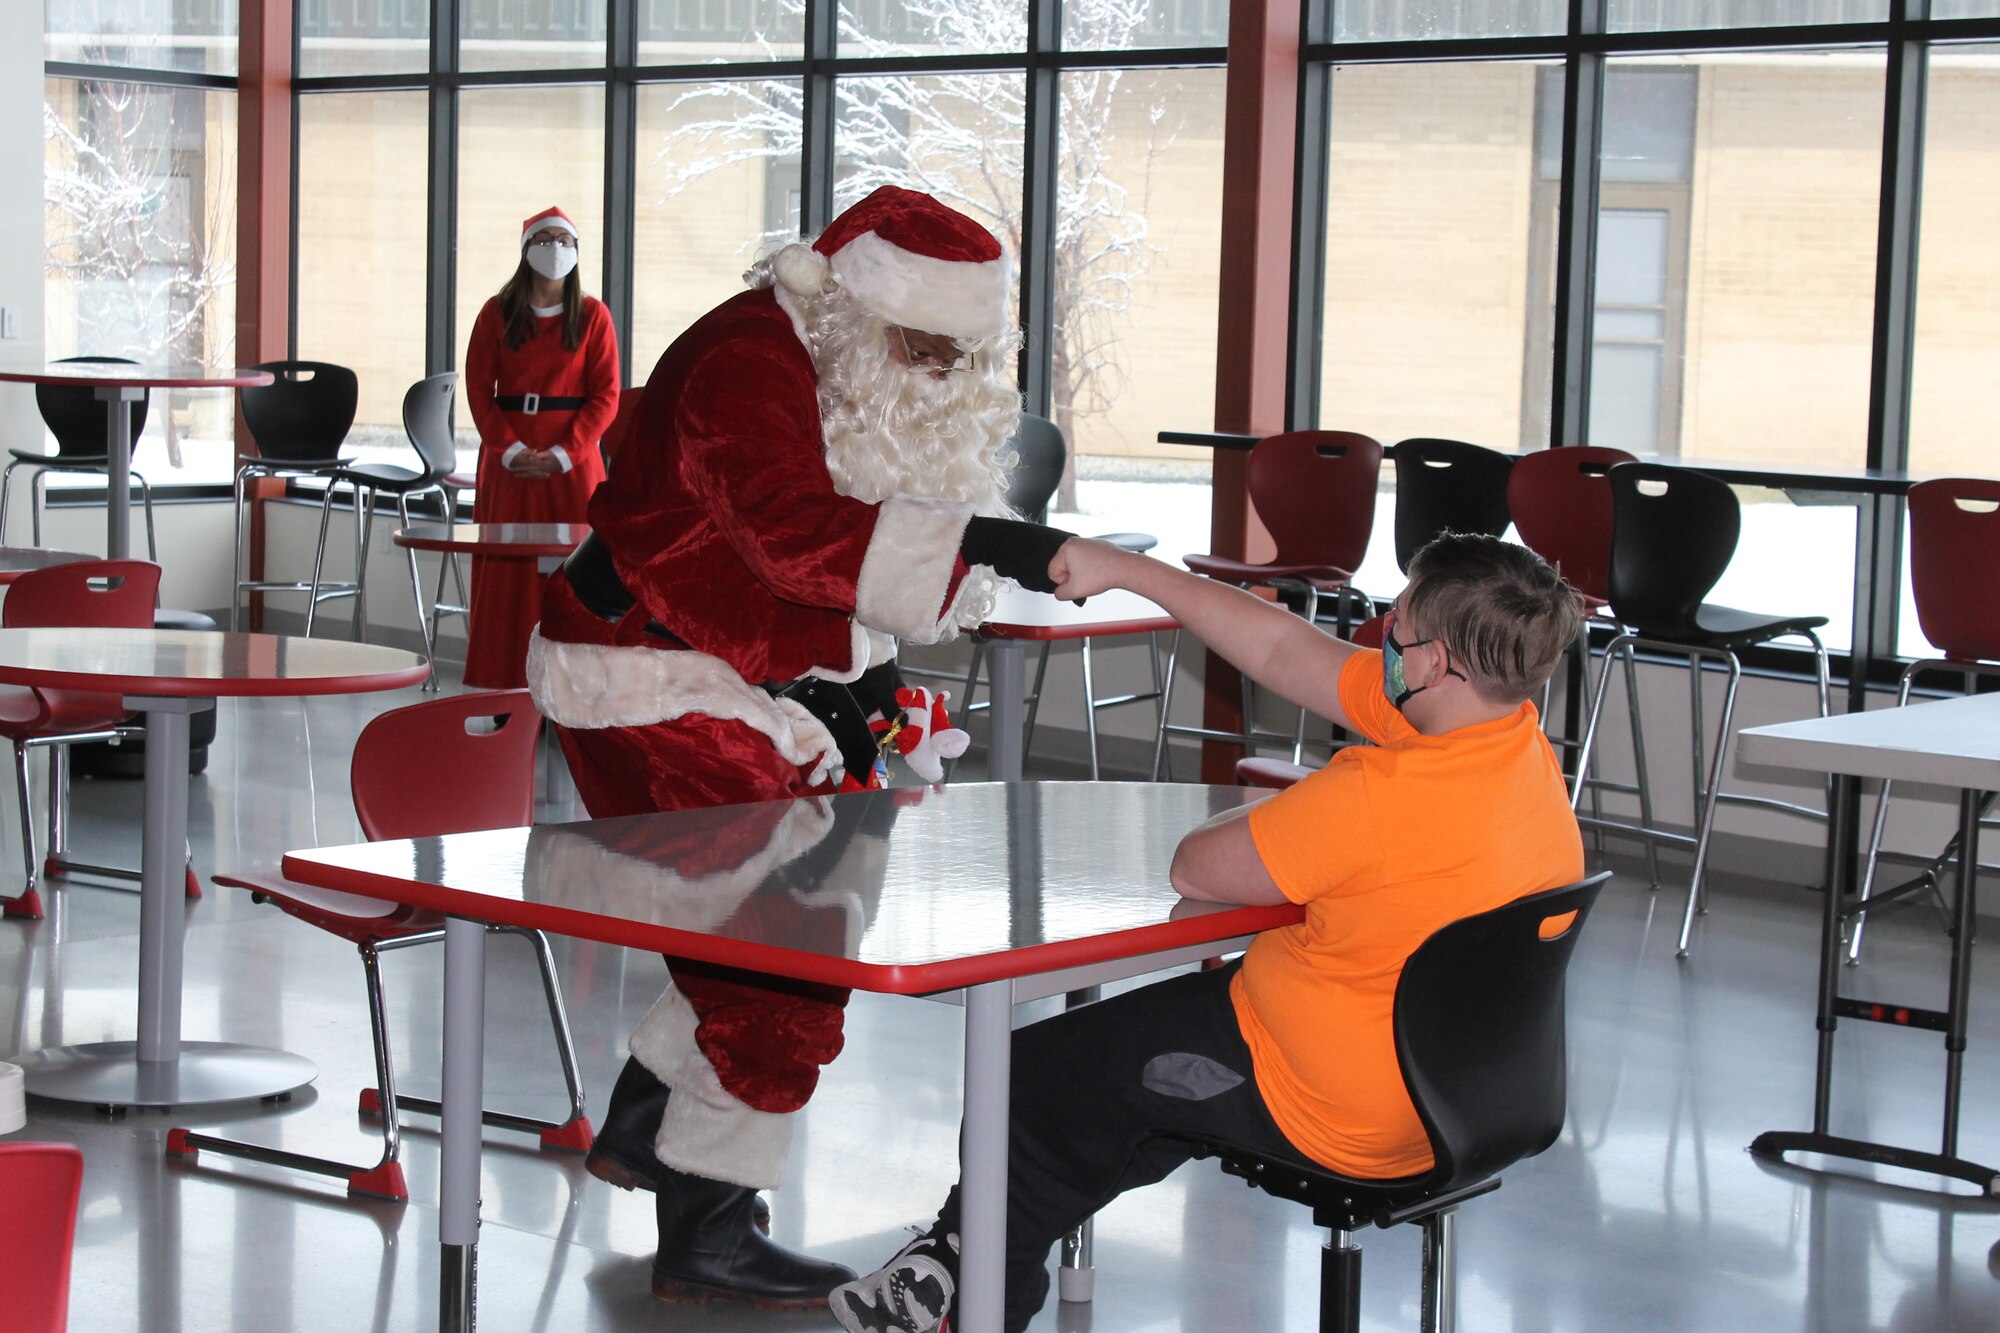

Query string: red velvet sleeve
675 338 879 612
562 299 621 457
464 298 512 457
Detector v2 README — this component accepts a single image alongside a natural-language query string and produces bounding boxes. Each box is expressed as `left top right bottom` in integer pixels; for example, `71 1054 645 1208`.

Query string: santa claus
525 186 1072 1307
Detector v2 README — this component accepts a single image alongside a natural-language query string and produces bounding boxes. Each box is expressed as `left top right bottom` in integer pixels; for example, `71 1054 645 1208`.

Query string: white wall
0 1 46 481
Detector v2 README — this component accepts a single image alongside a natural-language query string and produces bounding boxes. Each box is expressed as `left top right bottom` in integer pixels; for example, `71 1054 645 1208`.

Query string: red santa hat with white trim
521 206 580 249
769 186 1010 342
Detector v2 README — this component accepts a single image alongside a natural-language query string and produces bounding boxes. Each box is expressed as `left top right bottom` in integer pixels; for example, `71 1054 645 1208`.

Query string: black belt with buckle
561 533 878 773
496 394 586 415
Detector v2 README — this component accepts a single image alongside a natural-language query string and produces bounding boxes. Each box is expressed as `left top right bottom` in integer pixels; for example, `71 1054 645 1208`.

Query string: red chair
1849 478 2000 959
0 559 198 921
168 690 592 1201
0 1142 84 1332
1157 431 1383 777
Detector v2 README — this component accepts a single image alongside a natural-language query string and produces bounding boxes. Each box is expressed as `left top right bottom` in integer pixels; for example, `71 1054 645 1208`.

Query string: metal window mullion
799 0 838 233
1016 0 1060 418
426 0 461 377
1852 0 1929 712
1548 0 1605 450
604 0 638 371
1286 0 1332 431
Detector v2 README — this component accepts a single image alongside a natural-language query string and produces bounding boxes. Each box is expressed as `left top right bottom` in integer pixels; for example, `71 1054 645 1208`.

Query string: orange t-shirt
1232 649 1584 1179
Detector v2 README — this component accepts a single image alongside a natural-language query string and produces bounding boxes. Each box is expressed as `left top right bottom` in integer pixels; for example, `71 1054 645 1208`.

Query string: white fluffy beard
796 282 1025 632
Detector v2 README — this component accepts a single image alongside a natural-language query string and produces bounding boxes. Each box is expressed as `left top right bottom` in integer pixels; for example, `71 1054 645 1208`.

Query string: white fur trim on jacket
628 984 797 1189
856 495 973 644
830 231 1010 342
525 631 841 786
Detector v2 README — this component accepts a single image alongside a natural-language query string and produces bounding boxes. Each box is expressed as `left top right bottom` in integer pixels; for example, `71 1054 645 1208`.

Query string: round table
392 523 587 687
0 365 275 560
0 628 429 1109
0 547 93 585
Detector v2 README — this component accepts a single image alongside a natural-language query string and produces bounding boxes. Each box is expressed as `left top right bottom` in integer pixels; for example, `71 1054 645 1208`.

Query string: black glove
849 659 907 722
961 516 1073 594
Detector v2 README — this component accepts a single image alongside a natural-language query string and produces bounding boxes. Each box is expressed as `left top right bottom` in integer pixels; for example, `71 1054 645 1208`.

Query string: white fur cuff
526 631 841 786
629 985 797 1189
856 496 972 644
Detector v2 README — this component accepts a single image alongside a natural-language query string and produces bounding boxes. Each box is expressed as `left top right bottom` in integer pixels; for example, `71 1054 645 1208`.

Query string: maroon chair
169 689 592 1201
1159 431 1384 777
1849 477 2000 959
1507 446 1634 610
0 559 198 920
0 1142 84 1333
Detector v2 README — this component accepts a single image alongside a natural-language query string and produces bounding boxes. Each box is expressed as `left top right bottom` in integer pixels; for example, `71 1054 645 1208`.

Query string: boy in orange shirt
832 532 1584 1333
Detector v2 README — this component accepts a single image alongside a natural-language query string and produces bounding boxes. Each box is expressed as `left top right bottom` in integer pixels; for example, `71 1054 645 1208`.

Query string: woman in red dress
462 205 620 688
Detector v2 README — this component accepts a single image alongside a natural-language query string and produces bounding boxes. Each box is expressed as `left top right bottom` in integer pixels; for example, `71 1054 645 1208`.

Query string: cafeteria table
0 547 92 585
0 363 274 560
0 628 429 1109
280 779 1302 1333
391 522 586 687
1738 692 2000 1194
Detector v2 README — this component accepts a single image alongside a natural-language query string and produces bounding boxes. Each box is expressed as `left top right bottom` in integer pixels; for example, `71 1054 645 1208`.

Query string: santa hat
770 187 1009 342
521 206 580 249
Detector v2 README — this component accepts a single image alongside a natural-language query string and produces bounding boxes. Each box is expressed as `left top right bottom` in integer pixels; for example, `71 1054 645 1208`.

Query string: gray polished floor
4 689 2000 1331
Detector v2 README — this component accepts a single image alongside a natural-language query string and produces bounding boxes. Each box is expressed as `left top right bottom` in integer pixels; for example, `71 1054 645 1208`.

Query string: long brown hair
497 255 583 352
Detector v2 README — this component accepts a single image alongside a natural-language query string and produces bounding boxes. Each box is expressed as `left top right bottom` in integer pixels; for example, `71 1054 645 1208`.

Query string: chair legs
169 922 593 1200
2 731 189 920
0 461 158 559
1315 1211 1457 1333
1573 629 1830 958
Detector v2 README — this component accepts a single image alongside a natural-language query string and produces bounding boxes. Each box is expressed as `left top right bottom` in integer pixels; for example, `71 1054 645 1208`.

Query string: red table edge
392 527 584 557
275 851 1302 995
979 613 1178 641
0 368 276 390
0 658 431 698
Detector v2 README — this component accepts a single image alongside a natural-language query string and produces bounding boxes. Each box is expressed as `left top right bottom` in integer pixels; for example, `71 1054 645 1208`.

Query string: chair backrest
35 356 149 459
2 559 161 630
1389 438 1515 573
350 689 540 841
240 360 358 463
1507 446 1635 602
1394 873 1608 1190
1605 462 1739 639
600 383 646 468
1247 430 1384 574
1907 478 2000 664
1004 414 1067 521
402 372 461 485
0 1142 85 1333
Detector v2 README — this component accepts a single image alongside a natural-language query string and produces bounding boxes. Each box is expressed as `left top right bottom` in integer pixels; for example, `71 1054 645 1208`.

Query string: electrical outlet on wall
0 308 17 339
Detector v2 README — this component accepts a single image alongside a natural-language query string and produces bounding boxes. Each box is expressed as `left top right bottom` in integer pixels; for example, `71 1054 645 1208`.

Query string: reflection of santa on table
526 186 1071 1307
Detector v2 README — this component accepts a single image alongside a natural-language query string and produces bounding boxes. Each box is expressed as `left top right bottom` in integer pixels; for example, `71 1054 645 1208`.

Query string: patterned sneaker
829 1231 958 1333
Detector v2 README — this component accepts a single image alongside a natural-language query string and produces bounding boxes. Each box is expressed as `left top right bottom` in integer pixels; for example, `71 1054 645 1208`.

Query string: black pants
927 960 1315 1333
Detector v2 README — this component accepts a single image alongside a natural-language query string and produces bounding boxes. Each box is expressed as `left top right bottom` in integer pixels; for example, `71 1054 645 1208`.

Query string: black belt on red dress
495 394 586 414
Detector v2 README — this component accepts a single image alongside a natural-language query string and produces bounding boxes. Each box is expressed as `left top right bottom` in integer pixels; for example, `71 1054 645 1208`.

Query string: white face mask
525 240 578 282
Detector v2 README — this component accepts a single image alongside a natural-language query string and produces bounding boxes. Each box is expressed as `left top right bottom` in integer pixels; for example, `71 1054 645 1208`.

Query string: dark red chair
1849 478 2000 959
169 689 592 1201
0 559 198 921
1158 431 1384 777
0 1141 85 1333
1507 446 1634 609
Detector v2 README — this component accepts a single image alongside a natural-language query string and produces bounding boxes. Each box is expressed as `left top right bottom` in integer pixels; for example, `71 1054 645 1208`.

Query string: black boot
586 1056 773 1231
651 1166 857 1308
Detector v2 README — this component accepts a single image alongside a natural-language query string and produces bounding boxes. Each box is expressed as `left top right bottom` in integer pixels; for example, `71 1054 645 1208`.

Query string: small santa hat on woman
521 206 580 249
770 187 1009 342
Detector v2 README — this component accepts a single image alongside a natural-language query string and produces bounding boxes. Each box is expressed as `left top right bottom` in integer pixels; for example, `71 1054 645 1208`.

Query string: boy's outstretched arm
1048 537 1361 732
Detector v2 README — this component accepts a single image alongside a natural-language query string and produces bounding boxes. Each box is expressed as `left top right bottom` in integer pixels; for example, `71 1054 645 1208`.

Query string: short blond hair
1404 533 1580 704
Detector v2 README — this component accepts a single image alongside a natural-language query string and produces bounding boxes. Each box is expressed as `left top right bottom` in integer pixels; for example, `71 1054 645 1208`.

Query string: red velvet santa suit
462 292 618 688
527 285 984 1187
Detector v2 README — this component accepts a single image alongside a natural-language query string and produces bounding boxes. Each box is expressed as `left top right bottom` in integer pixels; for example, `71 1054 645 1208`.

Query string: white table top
1738 692 2000 791
977 584 1175 641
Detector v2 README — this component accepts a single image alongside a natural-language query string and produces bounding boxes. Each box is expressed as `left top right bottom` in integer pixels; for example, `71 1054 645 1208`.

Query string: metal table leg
959 979 1013 1333
13 698 317 1107
987 641 1026 782
440 915 489 1333
96 385 143 561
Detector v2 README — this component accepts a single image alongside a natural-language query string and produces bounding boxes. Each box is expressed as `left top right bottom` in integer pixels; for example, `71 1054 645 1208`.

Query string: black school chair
1175 873 1608 1333
1 356 157 557
1571 463 1830 958
231 360 359 631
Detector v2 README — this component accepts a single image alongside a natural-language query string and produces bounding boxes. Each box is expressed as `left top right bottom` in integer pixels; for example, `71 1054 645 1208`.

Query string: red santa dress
462 293 619 688
526 285 977 1187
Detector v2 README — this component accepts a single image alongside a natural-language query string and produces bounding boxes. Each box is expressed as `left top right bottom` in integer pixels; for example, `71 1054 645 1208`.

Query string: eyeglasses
895 325 976 375
527 233 578 249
